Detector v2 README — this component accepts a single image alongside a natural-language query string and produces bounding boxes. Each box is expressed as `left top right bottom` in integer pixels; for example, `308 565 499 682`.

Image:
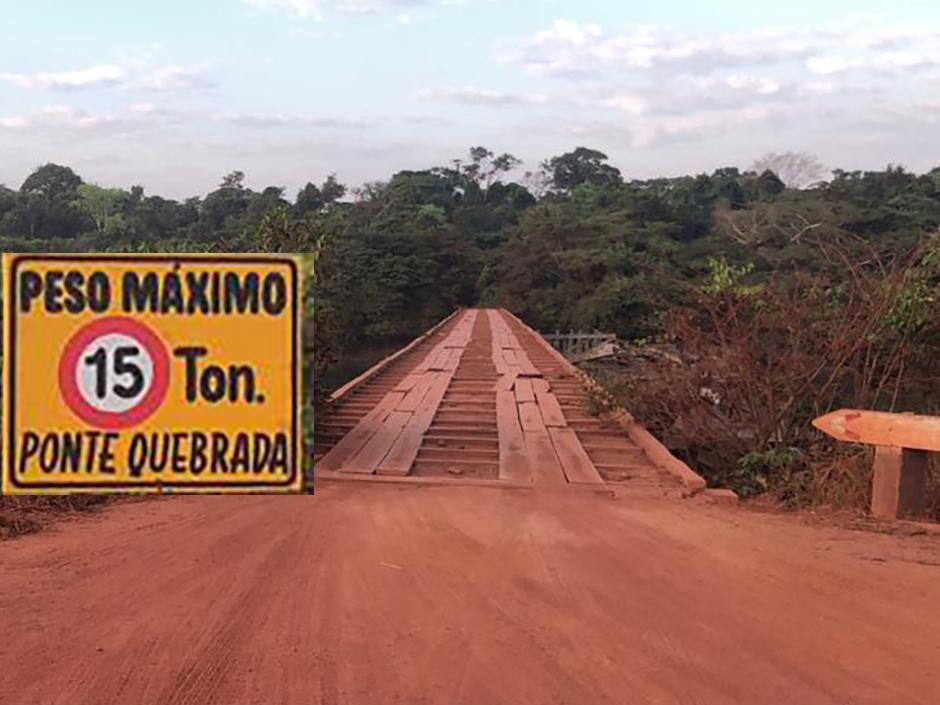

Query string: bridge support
871 447 928 519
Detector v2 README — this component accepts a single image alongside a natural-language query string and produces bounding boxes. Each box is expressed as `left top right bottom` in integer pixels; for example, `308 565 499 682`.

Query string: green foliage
737 447 804 498
2 152 939 419
702 258 764 298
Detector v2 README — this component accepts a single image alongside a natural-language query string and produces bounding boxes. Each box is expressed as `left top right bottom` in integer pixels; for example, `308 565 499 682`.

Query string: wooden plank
871 446 929 519
341 411 412 475
378 372 454 477
503 349 519 366
428 347 451 372
444 348 462 371
493 369 519 393
524 431 566 486
548 427 604 485
813 410 940 452
535 391 567 427
329 309 461 403
532 379 551 394
518 401 544 433
394 373 423 393
496 390 532 484
519 355 542 378
397 374 434 413
515 379 535 404
315 391 406 471
493 352 508 375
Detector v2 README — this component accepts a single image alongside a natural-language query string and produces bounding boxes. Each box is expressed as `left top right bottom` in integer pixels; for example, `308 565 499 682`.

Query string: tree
78 183 127 235
456 147 522 188
219 170 246 190
751 152 825 190
754 170 787 199
545 147 622 192
295 175 346 217
21 164 83 201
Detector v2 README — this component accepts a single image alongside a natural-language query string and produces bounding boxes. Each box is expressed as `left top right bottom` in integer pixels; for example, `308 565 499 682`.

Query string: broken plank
548 427 604 485
515 379 535 404
379 372 454 476
315 391 406 472
342 411 412 475
496 390 533 484
493 369 519 393
519 356 542 378
397 374 434 413
532 379 551 394
535 391 567 428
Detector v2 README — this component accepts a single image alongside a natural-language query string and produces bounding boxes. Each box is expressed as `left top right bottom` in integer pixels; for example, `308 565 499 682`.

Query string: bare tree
751 151 826 190
716 202 825 246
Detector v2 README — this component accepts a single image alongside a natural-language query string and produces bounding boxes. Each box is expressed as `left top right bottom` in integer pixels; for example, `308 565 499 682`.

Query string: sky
1 0 939 199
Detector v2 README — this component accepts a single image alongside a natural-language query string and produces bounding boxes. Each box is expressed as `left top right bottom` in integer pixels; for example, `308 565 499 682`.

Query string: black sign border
4 254 302 493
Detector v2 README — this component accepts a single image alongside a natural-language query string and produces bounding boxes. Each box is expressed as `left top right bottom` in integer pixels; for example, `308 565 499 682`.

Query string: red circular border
59 318 171 430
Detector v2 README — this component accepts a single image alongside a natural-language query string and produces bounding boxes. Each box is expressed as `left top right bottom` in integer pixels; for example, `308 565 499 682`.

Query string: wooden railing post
814 410 938 521
871 446 929 519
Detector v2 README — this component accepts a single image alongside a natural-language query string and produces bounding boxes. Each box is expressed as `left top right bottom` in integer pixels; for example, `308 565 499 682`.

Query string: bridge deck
314 309 685 492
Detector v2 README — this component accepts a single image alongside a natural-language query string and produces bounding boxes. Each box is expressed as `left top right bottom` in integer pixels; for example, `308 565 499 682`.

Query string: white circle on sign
75 333 156 414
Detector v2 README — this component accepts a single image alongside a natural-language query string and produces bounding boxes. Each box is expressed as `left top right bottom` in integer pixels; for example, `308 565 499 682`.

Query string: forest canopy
2 147 939 506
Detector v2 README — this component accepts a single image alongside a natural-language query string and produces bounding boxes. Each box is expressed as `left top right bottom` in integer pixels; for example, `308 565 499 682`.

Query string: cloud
1 59 215 94
136 65 216 92
413 86 548 107
497 22 816 79
487 20 940 151
498 21 940 80
0 104 438 141
0 104 199 141
216 111 376 128
246 0 427 19
0 65 127 91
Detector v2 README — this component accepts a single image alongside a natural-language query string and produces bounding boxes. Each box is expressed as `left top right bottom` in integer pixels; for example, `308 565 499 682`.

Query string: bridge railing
542 331 617 360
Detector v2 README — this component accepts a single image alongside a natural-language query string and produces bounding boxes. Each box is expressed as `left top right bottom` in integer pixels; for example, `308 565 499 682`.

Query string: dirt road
1 484 939 705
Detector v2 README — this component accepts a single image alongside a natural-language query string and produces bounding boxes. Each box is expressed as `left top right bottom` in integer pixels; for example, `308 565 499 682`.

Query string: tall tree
545 148 623 192
751 152 825 189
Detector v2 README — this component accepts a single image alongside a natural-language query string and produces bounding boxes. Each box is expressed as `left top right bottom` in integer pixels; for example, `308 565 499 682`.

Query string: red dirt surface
1 484 939 705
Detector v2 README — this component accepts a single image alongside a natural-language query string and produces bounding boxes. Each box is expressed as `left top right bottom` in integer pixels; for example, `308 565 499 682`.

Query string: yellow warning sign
2 254 303 494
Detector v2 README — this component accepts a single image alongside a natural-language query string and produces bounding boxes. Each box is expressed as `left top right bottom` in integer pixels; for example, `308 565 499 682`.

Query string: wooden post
814 409 937 521
871 446 929 519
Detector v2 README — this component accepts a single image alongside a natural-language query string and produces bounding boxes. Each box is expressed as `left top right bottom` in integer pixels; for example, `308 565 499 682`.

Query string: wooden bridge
314 309 705 493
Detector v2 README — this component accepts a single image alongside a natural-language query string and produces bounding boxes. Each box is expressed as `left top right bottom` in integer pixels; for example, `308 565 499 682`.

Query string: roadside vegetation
1 148 938 520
